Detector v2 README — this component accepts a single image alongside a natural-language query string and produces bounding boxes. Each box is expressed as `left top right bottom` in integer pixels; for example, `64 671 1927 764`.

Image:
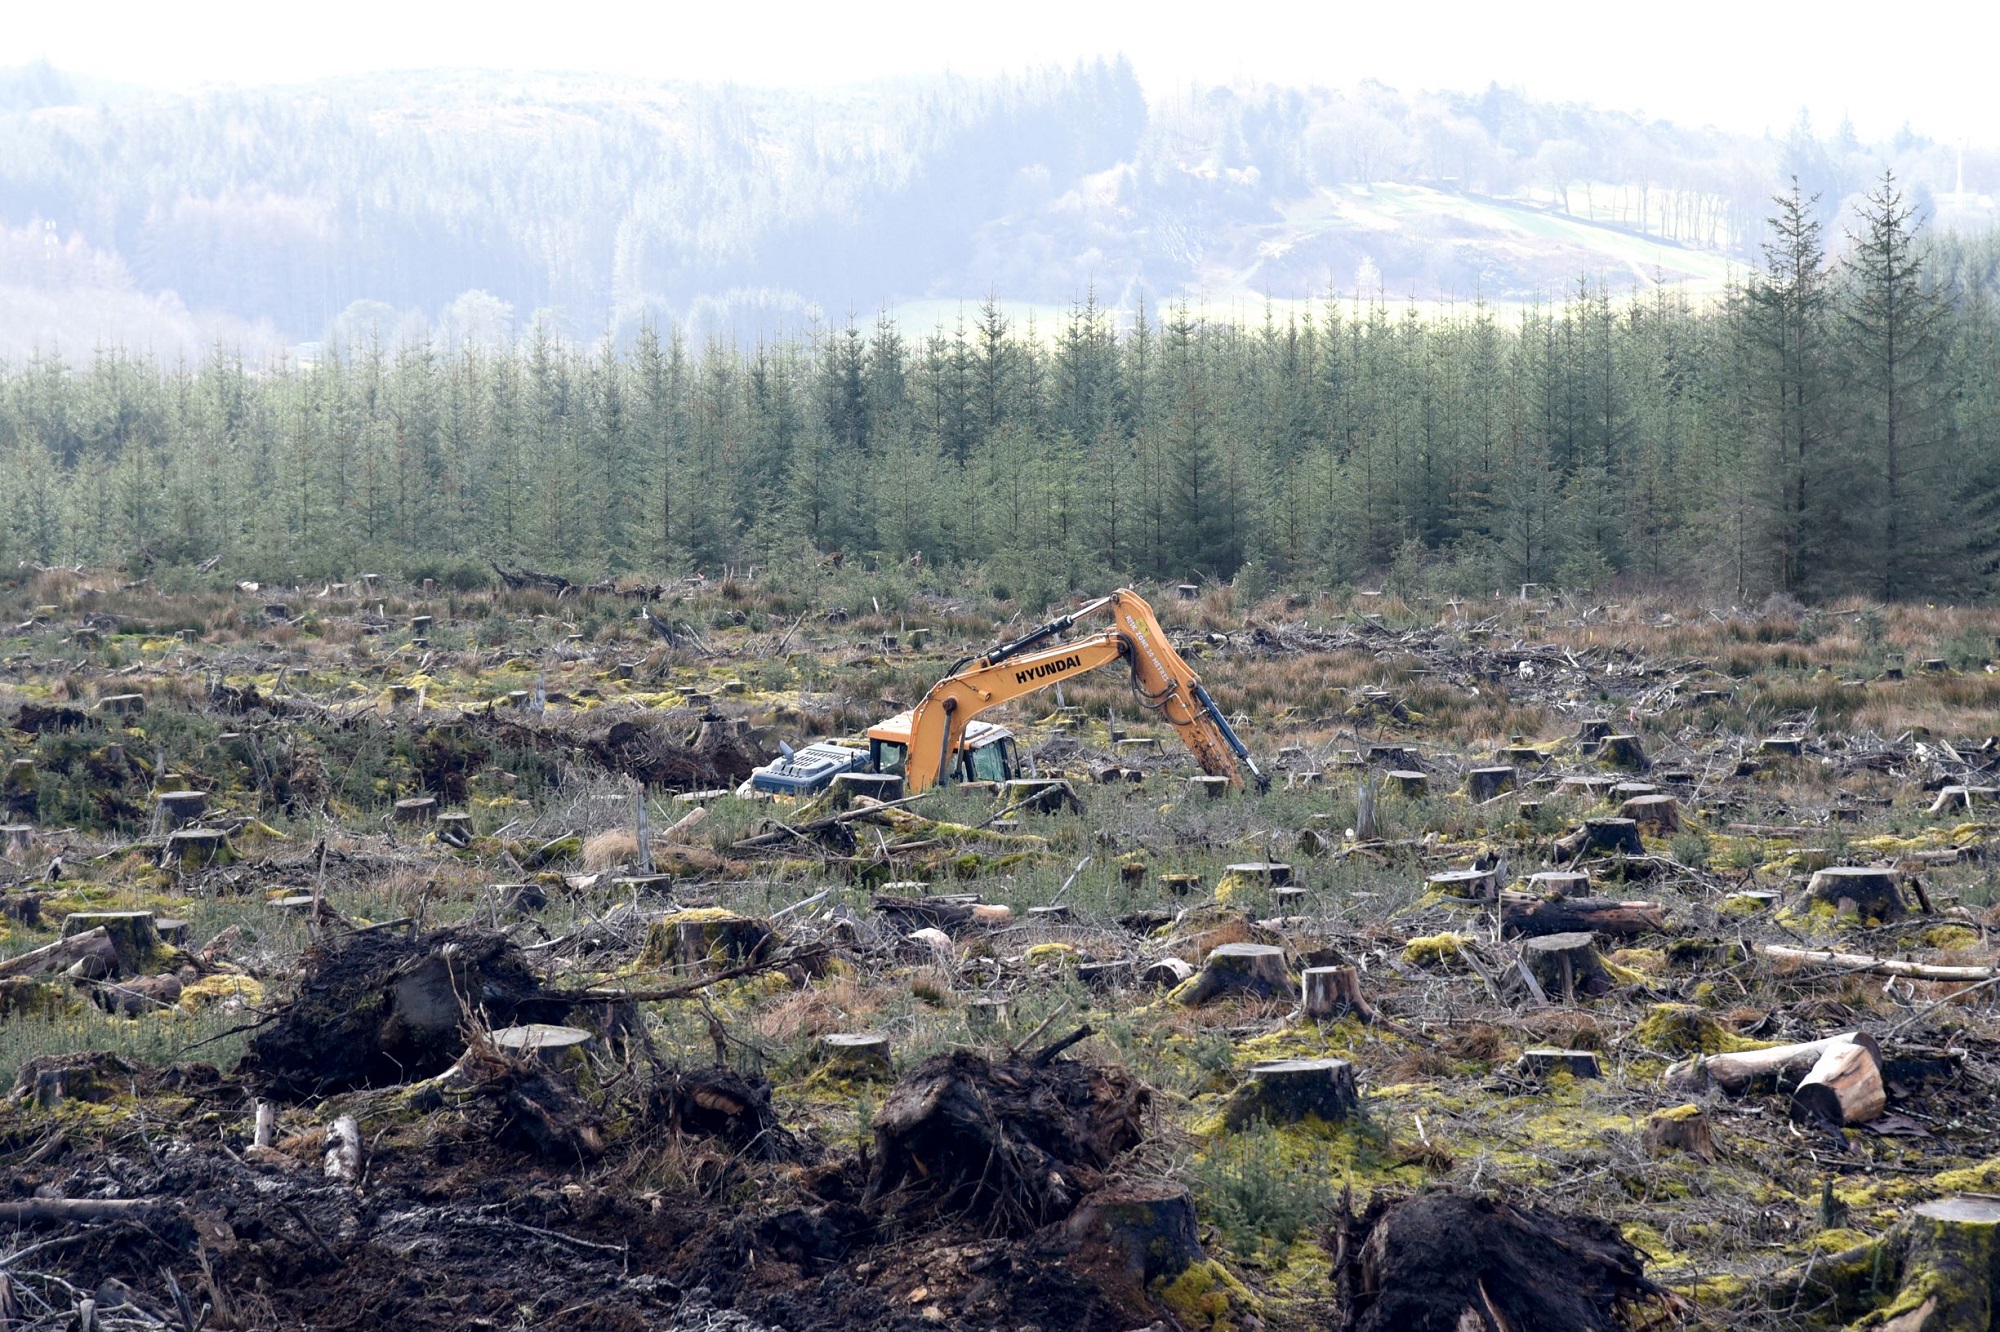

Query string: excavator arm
897 589 1267 794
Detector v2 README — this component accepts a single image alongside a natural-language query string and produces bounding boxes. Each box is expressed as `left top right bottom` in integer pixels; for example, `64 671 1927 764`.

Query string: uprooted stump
651 1066 804 1161
1334 1191 1662 1332
862 1049 1148 1233
449 1039 605 1161
241 926 576 1100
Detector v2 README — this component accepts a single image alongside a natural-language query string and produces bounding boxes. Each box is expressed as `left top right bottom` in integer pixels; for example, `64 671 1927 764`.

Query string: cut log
1221 1057 1358 1127
0 927 116 981
820 1033 892 1080
323 1114 361 1183
62 911 165 975
0 1198 161 1224
1513 932 1614 1001
1518 1048 1601 1079
1806 866 1906 922
1465 766 1516 800
1179 942 1293 1006
1143 957 1196 990
1753 943 1994 982
1501 892 1667 939
1665 1031 1880 1096
1790 1038 1886 1127
1302 965 1377 1021
1064 1183 1204 1288
1641 1105 1715 1161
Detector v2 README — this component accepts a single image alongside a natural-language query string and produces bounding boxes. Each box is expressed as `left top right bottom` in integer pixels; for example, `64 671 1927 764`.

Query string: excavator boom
890 589 1265 794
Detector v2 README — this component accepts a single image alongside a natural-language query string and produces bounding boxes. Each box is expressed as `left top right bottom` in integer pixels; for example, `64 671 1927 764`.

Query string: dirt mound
240 926 575 1100
1335 1191 1662 1332
861 1048 1149 1233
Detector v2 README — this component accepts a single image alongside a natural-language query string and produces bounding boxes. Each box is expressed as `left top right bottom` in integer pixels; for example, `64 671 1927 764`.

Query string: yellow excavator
753 588 1265 796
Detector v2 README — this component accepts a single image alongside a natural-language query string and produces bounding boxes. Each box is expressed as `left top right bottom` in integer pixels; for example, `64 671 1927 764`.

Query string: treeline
2 175 1996 605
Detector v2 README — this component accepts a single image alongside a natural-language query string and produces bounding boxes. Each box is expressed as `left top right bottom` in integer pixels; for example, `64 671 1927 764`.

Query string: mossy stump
1807 866 1905 923
61 911 164 976
1157 873 1202 898
1884 1195 2000 1330
820 1033 892 1081
1598 733 1650 771
1179 943 1292 1006
1642 1104 1715 1161
1519 1048 1601 1079
1386 769 1428 797
1465 766 1516 800
161 828 234 872
639 910 776 971
1221 1057 1358 1128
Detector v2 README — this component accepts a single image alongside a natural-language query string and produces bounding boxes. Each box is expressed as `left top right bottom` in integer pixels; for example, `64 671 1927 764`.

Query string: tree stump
160 828 234 872
0 825 32 862
1576 718 1615 746
1598 734 1650 771
1642 1104 1715 1161
1386 769 1428 797
639 910 775 970
964 998 1010 1032
155 790 207 829
1003 778 1083 814
99 693 145 717
1759 735 1804 757
61 911 163 976
820 1033 892 1080
1222 1057 1359 1127
1516 932 1614 1001
1558 774 1615 800
489 1024 594 1070
1189 775 1231 800
1179 943 1293 1005
409 614 434 637
1527 870 1590 897
1465 766 1516 800
436 812 474 847
1427 868 1498 900
1619 793 1681 831
1790 1037 1886 1127
1518 1048 1602 1079
392 796 437 825
2 760 36 820
1807 866 1905 922
1157 873 1202 898
1222 861 1291 887
1118 862 1149 892
1064 1183 1205 1288
829 772 903 806
1553 817 1645 863
1302 965 1376 1020
1883 1196 2000 1331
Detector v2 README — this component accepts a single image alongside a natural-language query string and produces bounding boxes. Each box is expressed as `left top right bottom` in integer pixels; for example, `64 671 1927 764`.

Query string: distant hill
0 59 1991 357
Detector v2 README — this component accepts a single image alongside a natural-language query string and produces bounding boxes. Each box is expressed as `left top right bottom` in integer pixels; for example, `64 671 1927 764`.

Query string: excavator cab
867 715 1018 786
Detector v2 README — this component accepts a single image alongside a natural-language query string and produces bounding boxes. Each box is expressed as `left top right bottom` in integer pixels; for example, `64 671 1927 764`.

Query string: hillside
0 60 1992 356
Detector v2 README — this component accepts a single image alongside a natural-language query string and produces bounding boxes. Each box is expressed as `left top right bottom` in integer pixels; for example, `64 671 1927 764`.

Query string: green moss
1152 1258 1262 1330
1401 933 1470 967
1630 1003 1776 1056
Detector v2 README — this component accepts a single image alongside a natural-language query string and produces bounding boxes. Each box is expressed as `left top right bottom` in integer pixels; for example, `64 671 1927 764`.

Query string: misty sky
8 0 1997 145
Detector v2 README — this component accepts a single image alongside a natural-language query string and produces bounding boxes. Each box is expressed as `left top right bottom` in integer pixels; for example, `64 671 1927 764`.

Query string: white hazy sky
7 0 1997 143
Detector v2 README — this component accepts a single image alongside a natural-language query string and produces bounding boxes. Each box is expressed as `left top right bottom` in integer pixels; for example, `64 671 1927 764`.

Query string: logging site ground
2 566 2000 1332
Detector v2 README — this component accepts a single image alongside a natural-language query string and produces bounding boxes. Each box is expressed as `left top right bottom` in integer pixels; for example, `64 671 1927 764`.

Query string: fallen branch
0 1198 161 1223
1756 943 1996 982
